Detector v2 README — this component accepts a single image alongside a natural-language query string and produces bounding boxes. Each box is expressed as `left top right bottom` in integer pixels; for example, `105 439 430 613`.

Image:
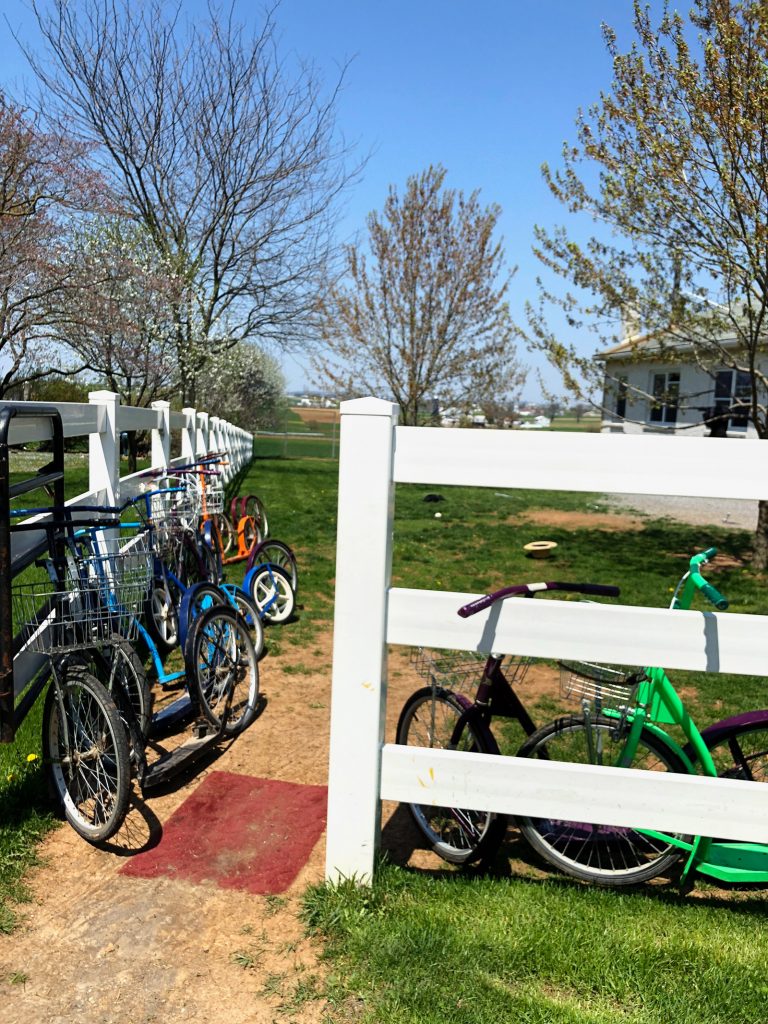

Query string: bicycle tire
242 495 268 539
200 520 224 583
215 513 236 556
42 663 131 843
222 585 266 658
81 640 153 759
178 581 227 654
695 713 768 783
395 686 507 865
247 563 295 624
144 574 182 657
248 539 298 593
185 605 260 737
515 715 688 886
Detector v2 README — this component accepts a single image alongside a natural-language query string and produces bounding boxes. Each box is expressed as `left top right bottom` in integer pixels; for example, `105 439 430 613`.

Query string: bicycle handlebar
690 571 729 610
686 548 729 610
457 581 621 618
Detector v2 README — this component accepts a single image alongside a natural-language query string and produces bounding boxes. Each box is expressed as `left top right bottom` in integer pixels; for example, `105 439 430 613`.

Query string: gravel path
607 493 758 530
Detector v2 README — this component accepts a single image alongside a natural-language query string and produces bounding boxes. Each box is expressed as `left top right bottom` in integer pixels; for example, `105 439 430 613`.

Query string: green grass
303 865 768 1024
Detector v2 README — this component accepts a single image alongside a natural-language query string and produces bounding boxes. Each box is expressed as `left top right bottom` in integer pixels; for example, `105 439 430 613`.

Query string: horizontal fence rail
7 392 253 701
325 397 768 884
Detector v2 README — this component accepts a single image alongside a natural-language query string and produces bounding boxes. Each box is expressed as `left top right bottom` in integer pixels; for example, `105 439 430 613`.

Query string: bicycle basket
14 545 152 653
410 647 531 695
559 661 639 708
146 483 197 549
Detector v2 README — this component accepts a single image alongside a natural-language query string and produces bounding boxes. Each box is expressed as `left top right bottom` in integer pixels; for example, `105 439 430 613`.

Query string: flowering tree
0 95 100 396
313 165 524 424
195 343 286 434
28 0 356 404
60 219 180 406
517 0 768 566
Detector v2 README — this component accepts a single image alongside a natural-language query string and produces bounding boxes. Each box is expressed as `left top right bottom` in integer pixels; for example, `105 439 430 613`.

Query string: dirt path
0 631 468 1024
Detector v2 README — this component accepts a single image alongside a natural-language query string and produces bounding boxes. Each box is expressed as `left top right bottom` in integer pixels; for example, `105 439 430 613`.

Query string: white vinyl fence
325 397 768 883
7 392 252 701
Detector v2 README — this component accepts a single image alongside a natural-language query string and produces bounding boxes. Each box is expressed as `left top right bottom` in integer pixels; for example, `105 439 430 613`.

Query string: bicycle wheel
186 605 260 736
515 715 688 886
395 686 507 865
248 564 295 623
199 521 224 582
249 539 298 593
223 586 265 658
698 714 768 782
215 513 236 556
242 495 268 539
82 640 153 758
144 575 182 656
178 581 227 654
42 663 131 843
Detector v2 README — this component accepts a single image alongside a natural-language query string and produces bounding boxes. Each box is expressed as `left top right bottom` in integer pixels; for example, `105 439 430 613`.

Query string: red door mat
120 772 328 894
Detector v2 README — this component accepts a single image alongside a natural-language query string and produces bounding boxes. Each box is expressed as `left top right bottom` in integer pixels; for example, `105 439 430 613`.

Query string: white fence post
150 400 171 471
325 397 399 884
196 411 209 457
88 390 121 505
181 407 196 462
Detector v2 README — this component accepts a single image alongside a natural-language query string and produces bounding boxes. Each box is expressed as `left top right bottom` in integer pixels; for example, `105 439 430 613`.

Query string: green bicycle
512 548 768 889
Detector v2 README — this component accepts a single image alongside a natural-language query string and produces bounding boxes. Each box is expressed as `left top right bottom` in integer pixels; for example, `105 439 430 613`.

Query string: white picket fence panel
325 397 768 883
8 392 252 699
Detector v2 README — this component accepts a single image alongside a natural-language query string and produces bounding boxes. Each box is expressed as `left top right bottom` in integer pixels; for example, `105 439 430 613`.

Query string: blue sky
0 1 645 398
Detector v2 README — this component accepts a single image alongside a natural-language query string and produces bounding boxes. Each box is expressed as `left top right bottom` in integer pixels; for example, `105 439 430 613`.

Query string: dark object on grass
423 493 445 503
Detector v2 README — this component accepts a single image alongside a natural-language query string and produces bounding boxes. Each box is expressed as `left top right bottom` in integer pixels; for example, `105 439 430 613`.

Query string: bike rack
0 404 65 743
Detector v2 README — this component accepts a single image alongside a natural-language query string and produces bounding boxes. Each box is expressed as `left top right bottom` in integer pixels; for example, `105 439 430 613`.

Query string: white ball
434 512 442 518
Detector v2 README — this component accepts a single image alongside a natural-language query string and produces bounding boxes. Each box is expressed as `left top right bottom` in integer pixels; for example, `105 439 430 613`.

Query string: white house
598 330 759 438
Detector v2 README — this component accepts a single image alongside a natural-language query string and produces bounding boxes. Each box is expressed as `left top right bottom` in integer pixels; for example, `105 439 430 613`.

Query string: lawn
3 443 768 1023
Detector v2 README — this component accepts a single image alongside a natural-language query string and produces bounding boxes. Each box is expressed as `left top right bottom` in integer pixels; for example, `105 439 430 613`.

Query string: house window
649 372 680 424
714 370 751 430
615 376 628 419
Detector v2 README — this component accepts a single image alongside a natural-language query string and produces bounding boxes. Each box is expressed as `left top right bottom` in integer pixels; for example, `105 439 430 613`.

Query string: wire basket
410 647 531 695
559 661 640 708
146 484 198 548
14 547 152 653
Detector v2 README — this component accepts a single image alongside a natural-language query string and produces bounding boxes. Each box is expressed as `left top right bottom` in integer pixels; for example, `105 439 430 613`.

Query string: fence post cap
340 397 398 419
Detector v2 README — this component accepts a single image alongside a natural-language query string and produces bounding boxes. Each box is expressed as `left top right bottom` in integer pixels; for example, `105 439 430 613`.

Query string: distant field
293 406 340 425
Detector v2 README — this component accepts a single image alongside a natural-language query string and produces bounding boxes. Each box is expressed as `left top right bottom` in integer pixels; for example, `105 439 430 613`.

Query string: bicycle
9 509 145 842
396 581 618 864
113 490 264 737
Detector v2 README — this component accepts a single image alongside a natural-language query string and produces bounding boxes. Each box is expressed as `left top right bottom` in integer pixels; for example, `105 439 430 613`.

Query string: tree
0 94 100 397
60 218 179 407
27 0 355 403
313 165 525 425
194 341 285 433
519 0 768 567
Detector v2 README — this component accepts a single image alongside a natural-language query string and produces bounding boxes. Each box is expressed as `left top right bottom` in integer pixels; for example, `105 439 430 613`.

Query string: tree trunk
753 499 768 571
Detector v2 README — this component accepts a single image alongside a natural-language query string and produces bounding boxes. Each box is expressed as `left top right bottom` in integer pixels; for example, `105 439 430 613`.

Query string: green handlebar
690 571 729 610
701 582 729 610
691 547 718 567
